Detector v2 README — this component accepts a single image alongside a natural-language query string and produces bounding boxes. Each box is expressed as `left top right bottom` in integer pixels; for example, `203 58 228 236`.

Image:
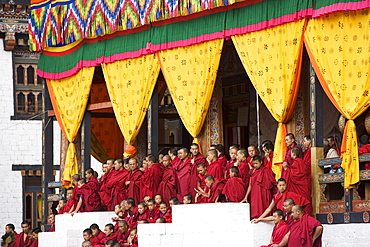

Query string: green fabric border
314 0 366 10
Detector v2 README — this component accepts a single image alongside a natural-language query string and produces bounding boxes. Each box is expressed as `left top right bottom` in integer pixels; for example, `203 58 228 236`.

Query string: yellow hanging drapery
47 67 95 188
232 19 306 179
304 10 370 189
102 54 160 151
157 39 224 145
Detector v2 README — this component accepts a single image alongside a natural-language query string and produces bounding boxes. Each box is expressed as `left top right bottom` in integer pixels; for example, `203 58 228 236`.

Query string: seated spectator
261 209 289 247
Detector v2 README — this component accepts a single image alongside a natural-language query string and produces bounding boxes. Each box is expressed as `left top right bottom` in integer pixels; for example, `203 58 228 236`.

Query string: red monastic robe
282 144 302 177
262 221 289 247
263 154 273 171
160 210 172 223
140 163 163 199
78 183 101 212
238 160 251 188
99 232 119 245
126 169 143 205
99 170 114 210
207 160 224 180
14 232 29 247
138 211 149 221
282 158 311 203
173 158 192 197
147 207 160 223
250 166 277 219
222 177 246 202
189 154 206 197
90 235 101 245
29 240 38 247
112 169 130 207
273 191 311 214
288 214 322 247
158 165 181 204
204 178 226 203
171 156 181 166
225 159 237 179
218 154 228 171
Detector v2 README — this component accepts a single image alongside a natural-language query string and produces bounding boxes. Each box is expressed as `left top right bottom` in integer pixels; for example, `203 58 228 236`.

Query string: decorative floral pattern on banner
47 67 95 188
158 39 224 143
304 9 370 188
102 54 160 146
232 19 306 179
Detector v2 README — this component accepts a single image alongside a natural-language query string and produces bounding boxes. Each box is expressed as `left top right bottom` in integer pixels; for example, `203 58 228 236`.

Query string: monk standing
274 205 323 247
99 159 115 211
140 155 163 199
282 147 312 215
282 133 302 177
241 156 276 219
158 155 180 204
206 149 223 179
169 148 180 167
173 147 192 198
111 159 130 209
126 158 144 205
236 149 251 187
225 146 238 179
189 143 206 197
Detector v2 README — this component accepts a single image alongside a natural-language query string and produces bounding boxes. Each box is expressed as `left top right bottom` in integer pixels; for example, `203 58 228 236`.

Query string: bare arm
251 216 274 223
240 178 252 203
312 226 323 243
257 200 275 219
72 198 83 215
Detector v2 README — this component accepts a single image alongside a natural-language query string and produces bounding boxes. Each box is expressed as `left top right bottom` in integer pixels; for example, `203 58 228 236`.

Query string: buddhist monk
282 133 302 178
206 149 223 179
215 144 228 171
283 147 312 215
274 205 323 247
123 198 138 229
196 163 208 193
146 199 160 223
99 224 118 244
222 166 246 202
173 147 192 198
63 188 76 213
110 159 130 210
195 175 225 203
252 178 311 221
158 155 180 204
99 159 115 210
30 228 41 247
241 156 276 219
159 201 172 223
57 199 66 214
140 155 163 199
154 194 162 206
84 168 101 211
303 135 312 195
83 228 99 245
90 224 105 242
116 220 130 244
261 209 289 247
247 145 258 167
183 194 192 204
169 197 179 206
189 143 206 197
14 221 30 246
225 146 238 179
236 149 251 188
168 148 180 167
126 158 144 205
137 202 149 221
71 174 81 208
262 142 274 171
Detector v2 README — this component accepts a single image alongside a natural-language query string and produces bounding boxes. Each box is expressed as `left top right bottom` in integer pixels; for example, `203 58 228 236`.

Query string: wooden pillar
42 78 54 229
309 64 324 216
81 111 91 174
148 84 159 157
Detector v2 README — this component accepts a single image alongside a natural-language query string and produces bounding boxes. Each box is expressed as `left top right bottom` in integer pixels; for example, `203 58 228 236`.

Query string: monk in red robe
173 147 192 198
126 158 144 205
13 221 30 247
195 175 226 203
83 228 100 245
275 205 323 247
236 149 251 188
169 148 181 167
57 199 66 214
241 156 276 219
140 155 163 199
116 220 131 245
99 159 115 211
29 228 41 247
212 144 228 171
123 198 139 229
282 133 303 177
90 223 106 243
147 199 160 223
71 174 81 209
189 143 206 197
99 224 118 245
183 194 193 204
196 163 208 193
225 146 238 179
247 145 258 167
158 155 181 204
206 149 224 179
222 166 246 202
84 168 101 210
73 178 101 213
137 202 149 221
112 159 130 208
262 142 274 171
282 147 312 215
159 201 172 223
63 188 76 213
252 178 311 221
261 209 289 247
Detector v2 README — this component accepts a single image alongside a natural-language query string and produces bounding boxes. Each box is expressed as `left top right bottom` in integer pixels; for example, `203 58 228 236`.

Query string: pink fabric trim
225 8 312 36
147 31 226 53
312 1 370 18
37 47 153 79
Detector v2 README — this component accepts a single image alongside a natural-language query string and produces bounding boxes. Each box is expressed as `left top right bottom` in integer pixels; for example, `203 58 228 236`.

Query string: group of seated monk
1 222 42 247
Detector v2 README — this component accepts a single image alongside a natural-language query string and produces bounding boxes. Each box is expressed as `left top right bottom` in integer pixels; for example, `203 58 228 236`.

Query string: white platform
39 212 116 247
